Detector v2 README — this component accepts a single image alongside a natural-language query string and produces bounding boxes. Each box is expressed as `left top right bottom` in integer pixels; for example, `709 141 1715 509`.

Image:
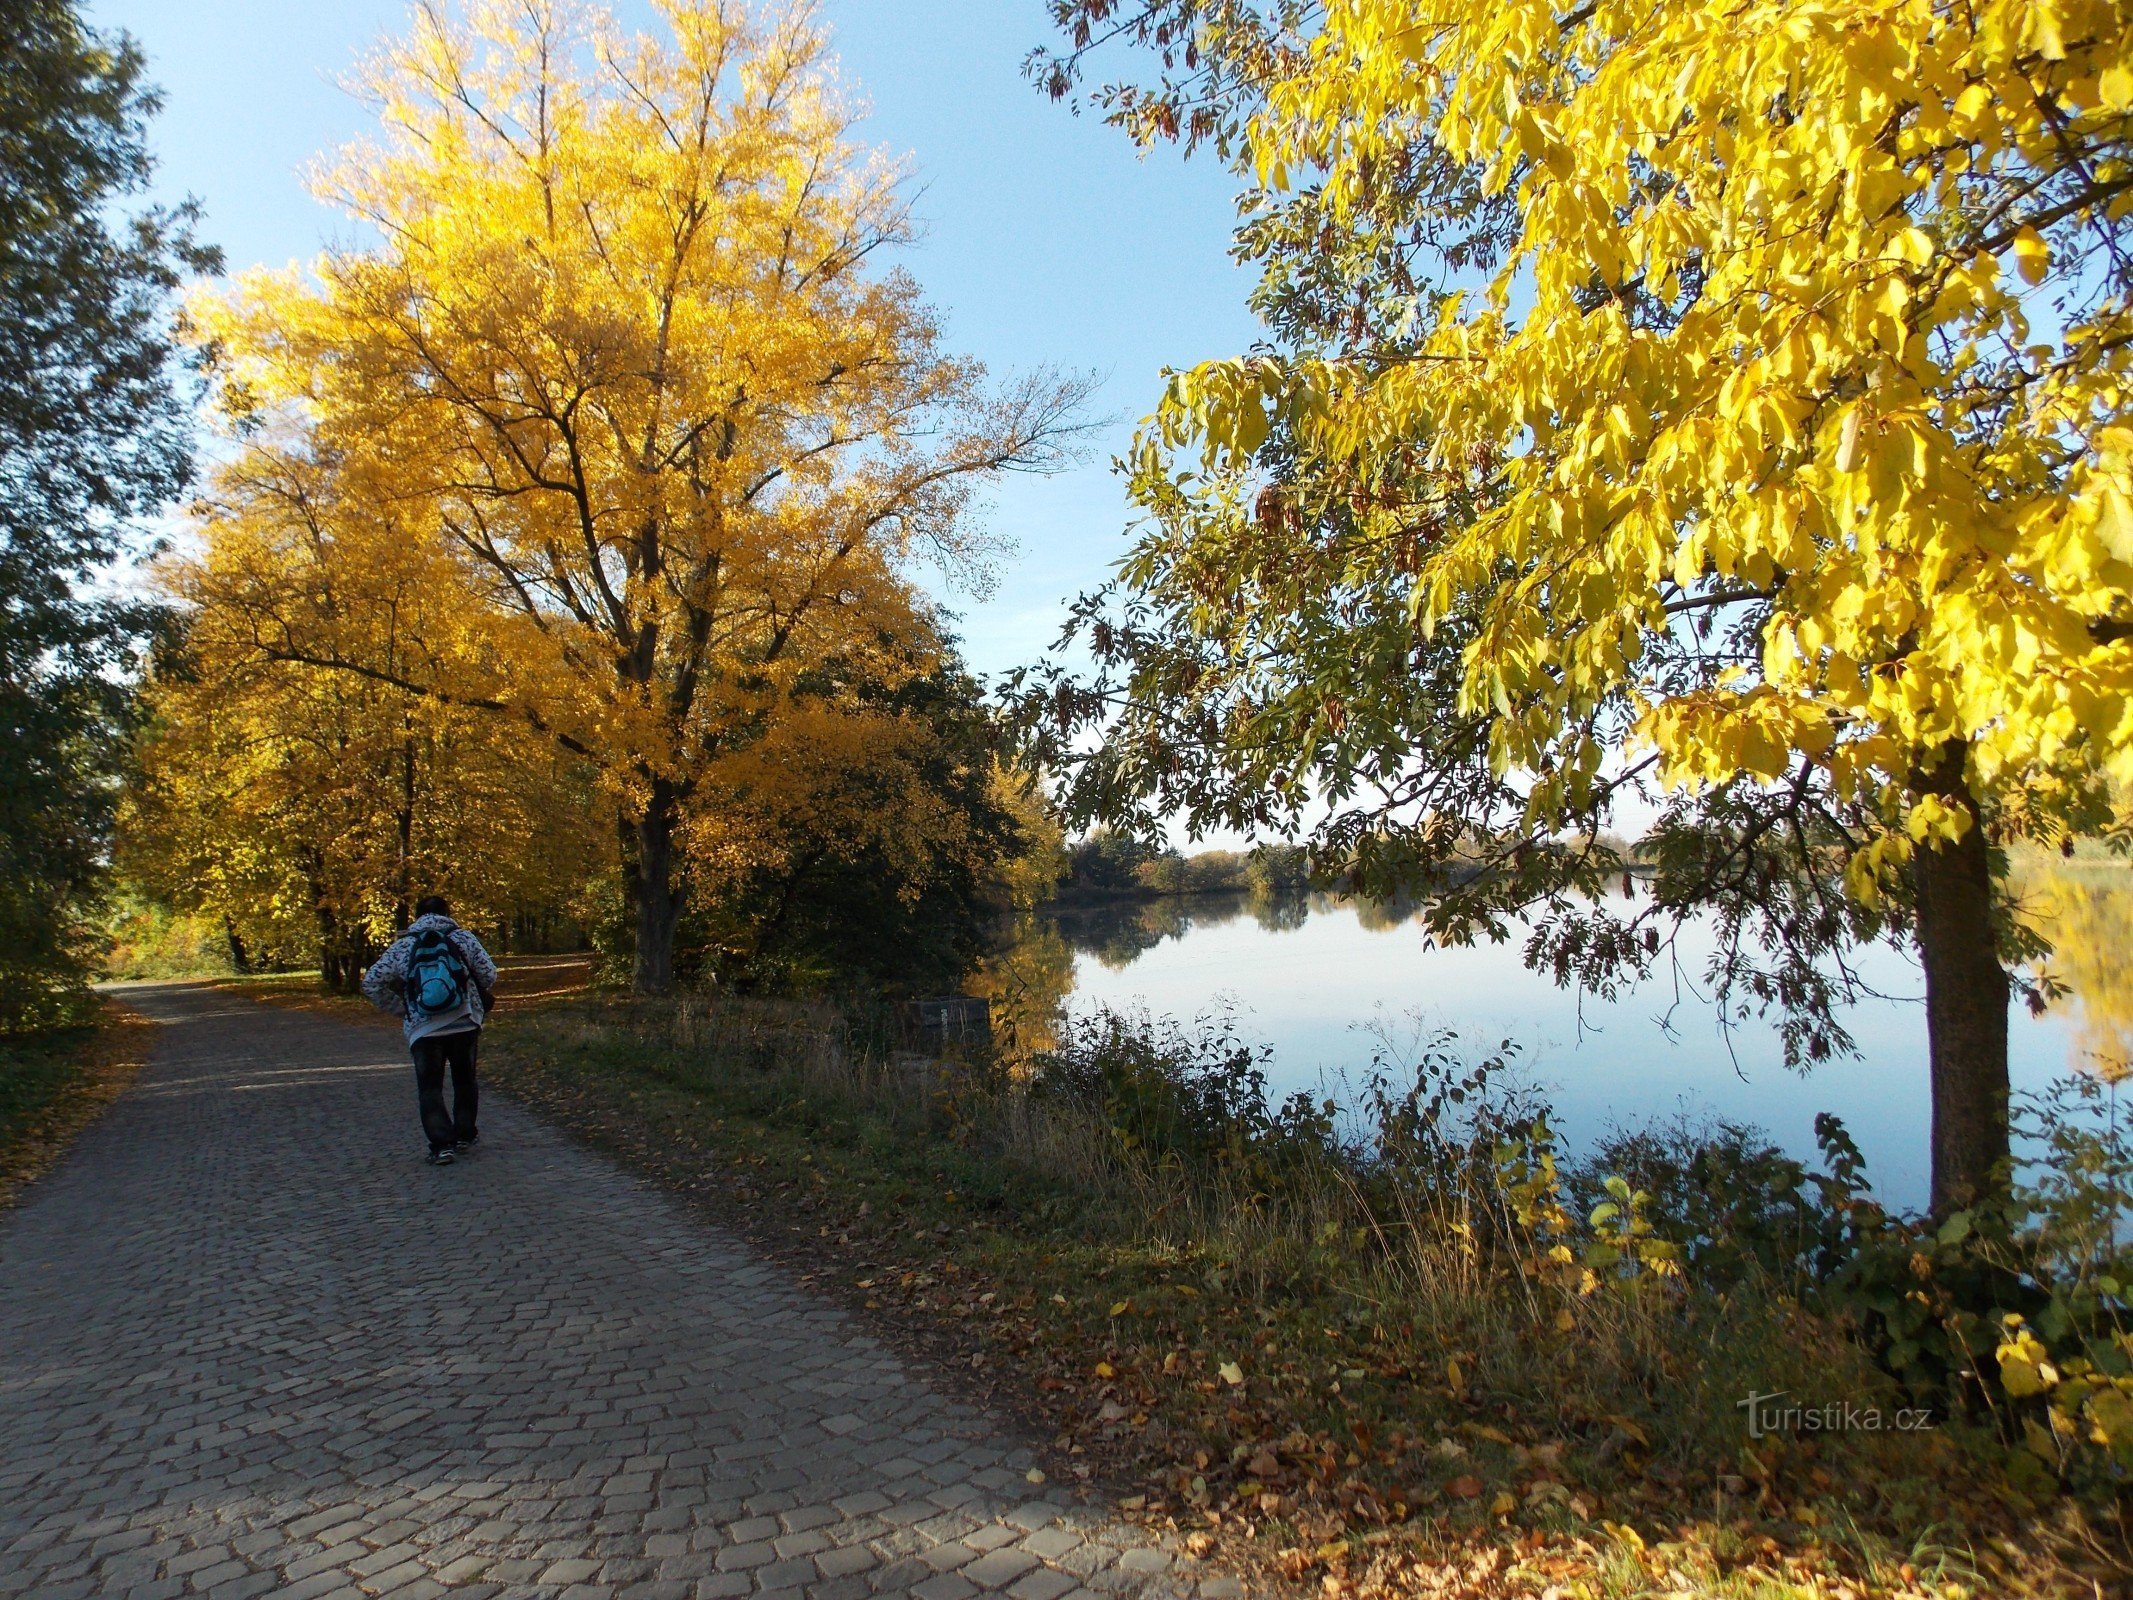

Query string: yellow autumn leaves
1168 0 2133 880
140 0 1085 984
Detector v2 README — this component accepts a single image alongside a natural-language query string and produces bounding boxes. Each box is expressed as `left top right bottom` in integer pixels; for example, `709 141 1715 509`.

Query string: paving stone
962 1548 1041 1589
1008 1570 1080 1600
813 1544 876 1580
759 1555 822 1590
716 1541 775 1571
1021 1529 1083 1562
1003 1505 1067 1534
279 1571 363 1600
921 1541 980 1572
0 984 1210 1600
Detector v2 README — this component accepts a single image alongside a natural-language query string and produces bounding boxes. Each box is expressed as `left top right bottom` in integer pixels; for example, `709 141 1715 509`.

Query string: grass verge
482 994 2127 1600
0 1002 157 1211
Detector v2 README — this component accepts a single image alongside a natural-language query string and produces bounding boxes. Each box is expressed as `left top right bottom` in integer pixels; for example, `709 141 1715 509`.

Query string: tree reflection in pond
2022 864 2133 1082
972 886 1323 1057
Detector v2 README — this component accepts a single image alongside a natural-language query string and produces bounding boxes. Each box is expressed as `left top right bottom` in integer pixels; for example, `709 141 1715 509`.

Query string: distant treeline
1056 826 1651 905
1057 829 1311 901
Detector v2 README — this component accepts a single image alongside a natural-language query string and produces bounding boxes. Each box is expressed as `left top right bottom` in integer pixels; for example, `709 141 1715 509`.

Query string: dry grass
481 991 2132 1600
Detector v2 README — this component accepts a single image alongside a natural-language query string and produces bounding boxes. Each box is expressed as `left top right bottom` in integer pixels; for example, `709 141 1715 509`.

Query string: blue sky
86 0 1263 685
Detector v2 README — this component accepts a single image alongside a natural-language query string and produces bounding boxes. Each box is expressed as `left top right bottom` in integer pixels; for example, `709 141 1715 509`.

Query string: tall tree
192 0 1088 993
0 1 214 1030
1024 0 2133 1212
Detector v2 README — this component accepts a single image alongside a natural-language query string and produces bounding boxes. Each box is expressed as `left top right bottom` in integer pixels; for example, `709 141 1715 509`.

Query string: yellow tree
2022 864 2133 1080
194 0 1088 991
1028 0 2133 1211
125 441 607 985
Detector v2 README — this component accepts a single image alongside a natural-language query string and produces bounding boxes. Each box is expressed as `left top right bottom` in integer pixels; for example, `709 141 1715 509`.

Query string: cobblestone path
0 985 1227 1600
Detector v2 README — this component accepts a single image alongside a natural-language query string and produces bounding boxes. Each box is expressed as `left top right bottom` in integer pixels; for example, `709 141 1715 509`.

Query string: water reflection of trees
1059 891 1243 967
1036 884 1425 967
966 914 1076 1057
2022 864 2133 1080
1252 891 1309 932
1349 886 1424 932
974 884 1421 1059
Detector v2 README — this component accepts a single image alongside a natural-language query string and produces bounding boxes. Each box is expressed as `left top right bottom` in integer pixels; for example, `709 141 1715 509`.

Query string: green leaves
0 1 214 1028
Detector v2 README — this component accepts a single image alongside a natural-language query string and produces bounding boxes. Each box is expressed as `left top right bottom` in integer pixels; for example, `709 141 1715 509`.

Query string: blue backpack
405 926 470 1017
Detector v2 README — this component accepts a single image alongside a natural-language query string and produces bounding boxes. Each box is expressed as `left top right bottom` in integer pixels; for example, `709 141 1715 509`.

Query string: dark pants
411 1028 480 1152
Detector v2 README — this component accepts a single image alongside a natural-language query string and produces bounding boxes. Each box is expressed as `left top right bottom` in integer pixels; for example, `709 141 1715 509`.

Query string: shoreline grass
482 992 2127 1600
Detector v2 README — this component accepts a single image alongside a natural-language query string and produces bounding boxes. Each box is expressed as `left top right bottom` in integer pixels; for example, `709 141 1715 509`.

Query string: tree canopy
181 0 1088 991
1024 0 2133 1211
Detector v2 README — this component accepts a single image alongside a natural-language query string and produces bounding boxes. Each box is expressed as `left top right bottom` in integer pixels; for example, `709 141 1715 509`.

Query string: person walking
362 896 499 1165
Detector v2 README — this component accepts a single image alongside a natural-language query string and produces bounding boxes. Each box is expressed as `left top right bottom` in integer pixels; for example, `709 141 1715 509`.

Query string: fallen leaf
1446 1475 1484 1500
1219 1362 1245 1387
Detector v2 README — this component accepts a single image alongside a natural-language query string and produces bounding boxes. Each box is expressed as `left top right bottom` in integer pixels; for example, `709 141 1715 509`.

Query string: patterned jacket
361 914 499 1045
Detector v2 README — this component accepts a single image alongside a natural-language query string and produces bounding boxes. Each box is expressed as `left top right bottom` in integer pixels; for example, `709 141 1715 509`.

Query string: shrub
1572 1112 1882 1292
1030 1005 1334 1176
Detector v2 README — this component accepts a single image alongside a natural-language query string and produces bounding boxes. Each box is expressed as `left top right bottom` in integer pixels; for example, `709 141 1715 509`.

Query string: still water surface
1015 872 2132 1214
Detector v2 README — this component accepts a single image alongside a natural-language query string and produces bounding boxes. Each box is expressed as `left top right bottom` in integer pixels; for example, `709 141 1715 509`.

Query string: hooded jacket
361 914 499 1045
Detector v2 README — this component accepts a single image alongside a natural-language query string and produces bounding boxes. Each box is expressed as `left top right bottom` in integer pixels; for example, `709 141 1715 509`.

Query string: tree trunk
315 896 347 993
1912 744 2010 1216
223 914 251 975
313 899 376 996
393 729 417 931
627 779 685 995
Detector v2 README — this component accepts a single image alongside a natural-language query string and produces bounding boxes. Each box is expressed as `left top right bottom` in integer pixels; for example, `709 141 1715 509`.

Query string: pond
986 865 2133 1214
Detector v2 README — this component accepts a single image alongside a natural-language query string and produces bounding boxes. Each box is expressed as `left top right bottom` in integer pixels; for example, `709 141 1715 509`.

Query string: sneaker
454 1132 479 1152
426 1146 456 1165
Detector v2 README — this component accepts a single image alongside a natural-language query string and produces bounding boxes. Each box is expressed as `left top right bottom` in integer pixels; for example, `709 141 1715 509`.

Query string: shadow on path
0 984 1228 1600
